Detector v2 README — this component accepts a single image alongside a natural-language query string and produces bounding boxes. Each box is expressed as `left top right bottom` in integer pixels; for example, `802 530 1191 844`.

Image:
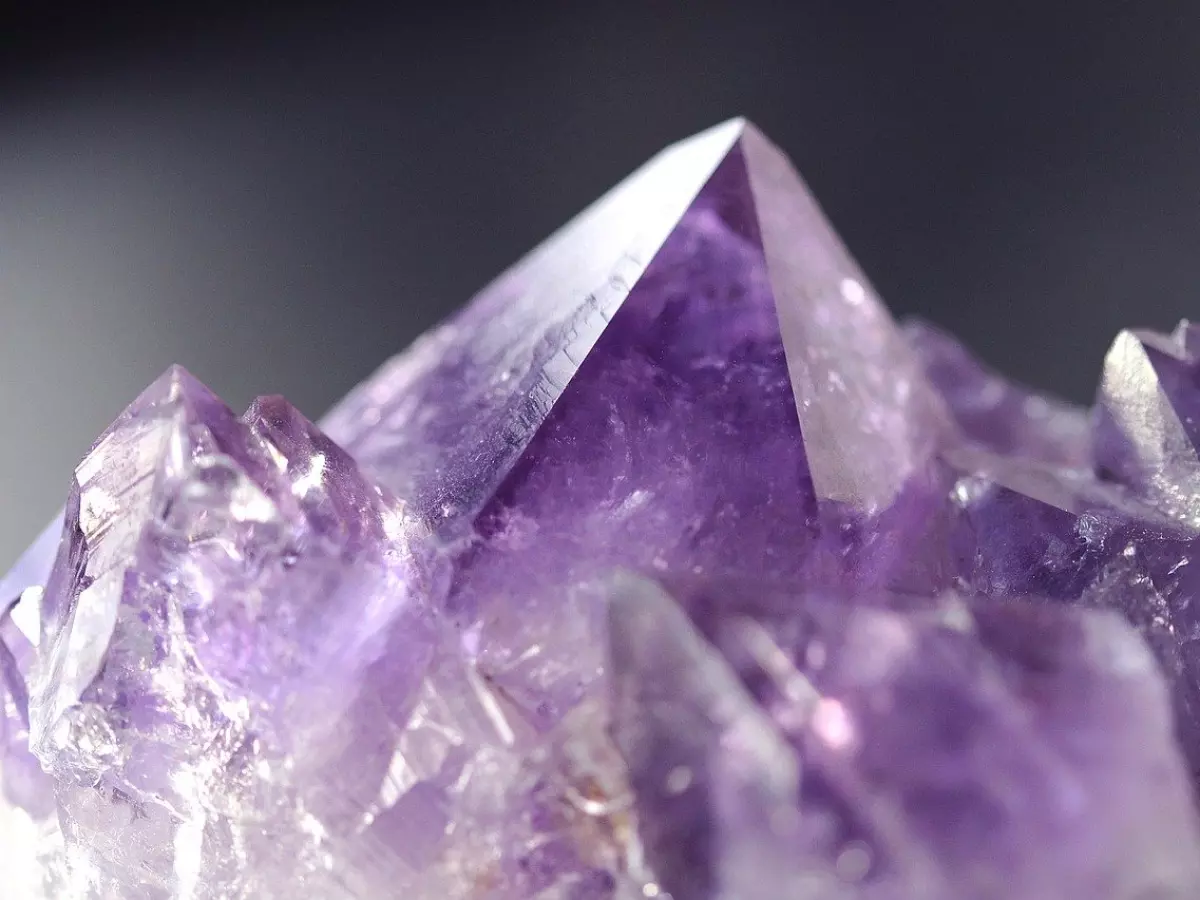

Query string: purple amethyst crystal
4 119 1200 897
904 319 1091 467
607 574 1200 899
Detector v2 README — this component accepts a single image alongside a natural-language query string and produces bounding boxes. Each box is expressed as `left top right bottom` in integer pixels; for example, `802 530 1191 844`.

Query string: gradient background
3 2 1200 568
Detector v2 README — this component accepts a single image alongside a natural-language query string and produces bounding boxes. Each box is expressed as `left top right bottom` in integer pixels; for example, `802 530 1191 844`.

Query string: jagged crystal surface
5 119 1200 898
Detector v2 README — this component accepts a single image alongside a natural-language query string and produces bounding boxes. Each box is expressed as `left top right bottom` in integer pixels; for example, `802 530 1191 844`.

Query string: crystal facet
4 119 1200 898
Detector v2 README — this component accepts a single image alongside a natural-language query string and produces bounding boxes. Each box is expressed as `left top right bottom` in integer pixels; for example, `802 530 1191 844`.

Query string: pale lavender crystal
2 594 60 897
0 514 62 613
20 368 441 897
1 599 52 817
3 119 1200 898
607 573 1200 899
904 318 1091 466
935 328 1200 769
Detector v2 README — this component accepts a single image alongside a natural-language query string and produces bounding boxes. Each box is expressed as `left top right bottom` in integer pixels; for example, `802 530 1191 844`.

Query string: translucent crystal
606 573 1200 899
4 120 1200 898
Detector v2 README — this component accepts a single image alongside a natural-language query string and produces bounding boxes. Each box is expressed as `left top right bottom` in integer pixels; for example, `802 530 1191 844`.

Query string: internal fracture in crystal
4 119 1200 899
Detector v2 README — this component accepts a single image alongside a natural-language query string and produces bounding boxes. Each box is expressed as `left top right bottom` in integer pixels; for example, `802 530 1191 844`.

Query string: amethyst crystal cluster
3 119 1200 899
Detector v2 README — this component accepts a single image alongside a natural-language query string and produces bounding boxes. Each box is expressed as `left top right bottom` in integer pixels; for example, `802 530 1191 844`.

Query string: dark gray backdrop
3 2 1200 568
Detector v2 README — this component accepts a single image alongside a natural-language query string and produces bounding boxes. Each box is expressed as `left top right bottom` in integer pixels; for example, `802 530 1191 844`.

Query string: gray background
3 2 1200 568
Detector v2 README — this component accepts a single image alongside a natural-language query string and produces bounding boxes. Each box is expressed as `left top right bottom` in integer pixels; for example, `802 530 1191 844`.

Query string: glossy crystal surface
3 119 1200 898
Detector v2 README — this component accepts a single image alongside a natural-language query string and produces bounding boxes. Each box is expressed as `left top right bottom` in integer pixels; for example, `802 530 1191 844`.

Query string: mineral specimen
4 118 1200 898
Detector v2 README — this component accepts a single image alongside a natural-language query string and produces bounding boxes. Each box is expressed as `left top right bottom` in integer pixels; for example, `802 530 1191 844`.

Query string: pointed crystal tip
326 118 946 524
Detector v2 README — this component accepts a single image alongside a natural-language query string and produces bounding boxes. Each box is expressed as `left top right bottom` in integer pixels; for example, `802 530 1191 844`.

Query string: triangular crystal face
324 119 750 530
342 128 956 743
448 143 818 631
740 128 948 512
324 121 947 538
1093 326 1200 523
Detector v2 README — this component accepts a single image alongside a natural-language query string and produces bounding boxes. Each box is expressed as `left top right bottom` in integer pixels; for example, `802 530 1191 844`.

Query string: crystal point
324 119 749 535
4 123 1200 898
1093 325 1200 523
740 127 950 512
325 120 946 526
12 368 436 897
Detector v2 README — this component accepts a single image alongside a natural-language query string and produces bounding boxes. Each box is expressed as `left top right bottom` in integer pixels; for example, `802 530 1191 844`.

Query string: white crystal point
1094 325 1200 525
741 124 949 513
